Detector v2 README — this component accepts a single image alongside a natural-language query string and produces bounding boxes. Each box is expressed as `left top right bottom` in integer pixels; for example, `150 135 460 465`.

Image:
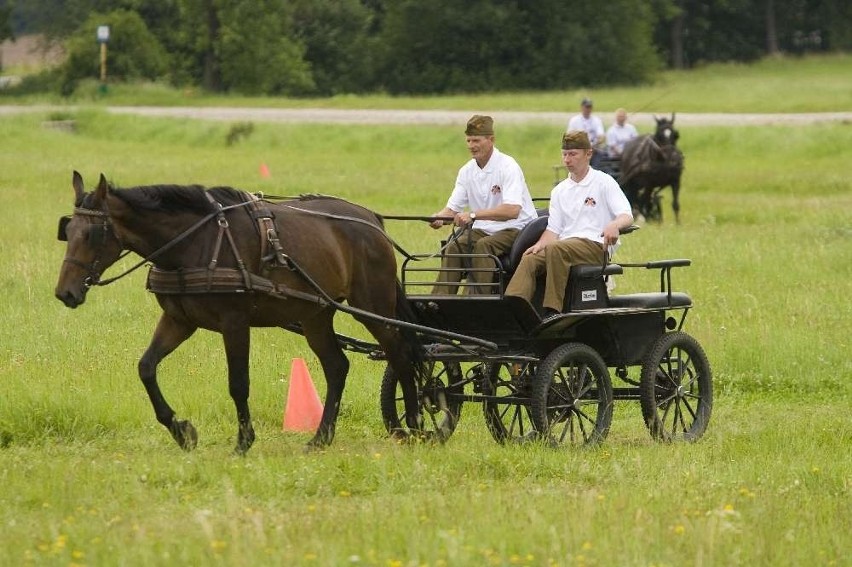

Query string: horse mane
109 184 246 214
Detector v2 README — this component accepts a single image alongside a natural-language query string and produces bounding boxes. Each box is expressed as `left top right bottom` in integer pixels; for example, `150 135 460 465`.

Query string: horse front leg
139 313 197 450
222 323 255 456
301 312 349 449
672 178 682 224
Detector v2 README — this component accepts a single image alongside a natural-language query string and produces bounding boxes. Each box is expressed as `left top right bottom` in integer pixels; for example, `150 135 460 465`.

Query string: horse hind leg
139 313 198 451
359 317 423 437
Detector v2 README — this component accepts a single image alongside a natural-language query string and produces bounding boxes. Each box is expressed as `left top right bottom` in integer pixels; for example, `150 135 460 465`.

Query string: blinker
57 215 71 241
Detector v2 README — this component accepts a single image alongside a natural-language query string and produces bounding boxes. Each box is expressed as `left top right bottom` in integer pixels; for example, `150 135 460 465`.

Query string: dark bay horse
618 114 684 223
55 172 423 453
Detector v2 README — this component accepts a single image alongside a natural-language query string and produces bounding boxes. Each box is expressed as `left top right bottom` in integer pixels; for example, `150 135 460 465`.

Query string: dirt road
3 104 851 126
104 106 852 127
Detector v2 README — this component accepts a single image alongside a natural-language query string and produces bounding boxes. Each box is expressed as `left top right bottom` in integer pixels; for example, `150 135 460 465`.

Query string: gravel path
3 104 852 126
105 106 852 127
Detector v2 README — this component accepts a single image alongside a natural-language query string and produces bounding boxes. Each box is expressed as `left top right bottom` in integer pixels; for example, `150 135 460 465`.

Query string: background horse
55 172 423 454
618 114 684 223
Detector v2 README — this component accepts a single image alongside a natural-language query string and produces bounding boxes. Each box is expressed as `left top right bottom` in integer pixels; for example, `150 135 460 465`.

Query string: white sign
97 25 110 43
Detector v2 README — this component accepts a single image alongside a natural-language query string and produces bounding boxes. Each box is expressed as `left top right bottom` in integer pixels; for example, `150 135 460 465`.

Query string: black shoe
541 308 560 322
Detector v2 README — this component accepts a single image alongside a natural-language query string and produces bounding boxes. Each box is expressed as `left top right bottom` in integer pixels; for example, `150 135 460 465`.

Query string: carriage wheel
481 362 537 444
380 361 463 443
639 332 713 442
530 343 613 447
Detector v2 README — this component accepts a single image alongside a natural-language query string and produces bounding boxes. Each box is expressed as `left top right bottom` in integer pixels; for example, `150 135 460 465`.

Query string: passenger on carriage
430 115 537 295
505 130 634 320
605 108 638 158
567 98 606 168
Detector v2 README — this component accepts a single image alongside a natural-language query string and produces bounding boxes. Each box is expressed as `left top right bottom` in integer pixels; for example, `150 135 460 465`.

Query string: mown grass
3 52 852 113
0 103 850 566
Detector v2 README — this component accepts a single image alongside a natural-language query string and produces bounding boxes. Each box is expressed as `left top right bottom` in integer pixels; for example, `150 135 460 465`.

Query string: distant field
0 102 849 566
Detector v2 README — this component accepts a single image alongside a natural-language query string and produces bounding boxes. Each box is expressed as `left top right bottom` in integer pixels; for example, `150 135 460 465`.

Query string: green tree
176 0 313 95
60 9 168 94
377 0 660 94
290 0 377 95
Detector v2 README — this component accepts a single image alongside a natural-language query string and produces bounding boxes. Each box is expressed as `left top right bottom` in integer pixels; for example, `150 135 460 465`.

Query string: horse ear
72 170 85 202
94 173 109 204
653 114 660 123
671 112 676 123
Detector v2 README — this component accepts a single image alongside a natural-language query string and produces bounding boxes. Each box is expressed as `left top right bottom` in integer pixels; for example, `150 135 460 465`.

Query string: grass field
1 62 851 565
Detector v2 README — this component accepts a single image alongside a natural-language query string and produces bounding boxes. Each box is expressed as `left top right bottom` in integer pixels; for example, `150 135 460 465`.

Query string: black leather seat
499 215 549 274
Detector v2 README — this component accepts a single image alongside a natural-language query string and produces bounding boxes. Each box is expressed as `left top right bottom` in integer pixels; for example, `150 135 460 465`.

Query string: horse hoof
234 427 255 456
302 441 327 454
170 419 198 451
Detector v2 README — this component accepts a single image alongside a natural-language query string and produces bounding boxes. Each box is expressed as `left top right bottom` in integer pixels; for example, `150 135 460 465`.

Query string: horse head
55 171 125 308
653 113 679 146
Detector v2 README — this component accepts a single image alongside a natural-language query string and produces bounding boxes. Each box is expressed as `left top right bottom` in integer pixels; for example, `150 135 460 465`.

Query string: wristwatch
470 212 477 221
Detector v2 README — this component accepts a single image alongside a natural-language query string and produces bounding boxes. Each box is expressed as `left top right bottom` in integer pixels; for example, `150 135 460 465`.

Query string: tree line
1 0 849 97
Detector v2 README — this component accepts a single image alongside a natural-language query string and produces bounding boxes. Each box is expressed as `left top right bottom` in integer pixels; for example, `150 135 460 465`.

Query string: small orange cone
282 358 324 432
259 162 271 178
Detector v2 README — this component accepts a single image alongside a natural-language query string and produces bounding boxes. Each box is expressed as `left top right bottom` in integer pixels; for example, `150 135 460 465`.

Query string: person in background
605 107 639 157
431 115 537 295
505 130 633 320
567 97 605 167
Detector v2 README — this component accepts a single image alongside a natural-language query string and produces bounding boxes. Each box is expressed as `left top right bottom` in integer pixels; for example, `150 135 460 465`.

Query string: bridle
60 206 128 289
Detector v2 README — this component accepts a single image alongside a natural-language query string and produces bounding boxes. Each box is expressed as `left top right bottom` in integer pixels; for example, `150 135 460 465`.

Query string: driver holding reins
430 115 537 295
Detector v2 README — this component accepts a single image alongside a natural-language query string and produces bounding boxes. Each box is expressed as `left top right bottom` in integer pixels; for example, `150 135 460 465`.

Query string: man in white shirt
567 98 605 167
431 115 537 295
606 108 639 157
505 130 633 318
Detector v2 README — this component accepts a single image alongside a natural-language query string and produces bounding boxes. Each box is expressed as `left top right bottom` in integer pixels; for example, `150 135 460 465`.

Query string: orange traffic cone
259 162 271 178
282 358 324 432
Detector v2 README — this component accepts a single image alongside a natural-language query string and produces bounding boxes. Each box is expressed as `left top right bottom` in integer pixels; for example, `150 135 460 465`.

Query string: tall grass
0 108 849 566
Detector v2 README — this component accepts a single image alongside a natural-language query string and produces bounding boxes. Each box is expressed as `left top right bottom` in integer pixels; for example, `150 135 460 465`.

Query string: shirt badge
491 185 502 195
584 197 597 206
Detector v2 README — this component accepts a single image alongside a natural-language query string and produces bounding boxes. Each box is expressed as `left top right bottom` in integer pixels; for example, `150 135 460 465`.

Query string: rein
276 203 461 262
71 190 464 289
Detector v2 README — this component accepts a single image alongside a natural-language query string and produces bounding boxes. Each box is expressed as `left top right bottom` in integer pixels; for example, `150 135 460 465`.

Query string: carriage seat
498 215 549 274
608 292 692 309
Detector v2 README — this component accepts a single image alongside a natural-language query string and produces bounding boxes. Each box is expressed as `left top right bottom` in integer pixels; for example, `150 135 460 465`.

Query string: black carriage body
407 294 672 367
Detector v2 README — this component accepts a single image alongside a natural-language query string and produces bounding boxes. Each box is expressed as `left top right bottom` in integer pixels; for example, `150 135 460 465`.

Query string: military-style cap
562 130 592 150
465 115 494 136
581 98 593 107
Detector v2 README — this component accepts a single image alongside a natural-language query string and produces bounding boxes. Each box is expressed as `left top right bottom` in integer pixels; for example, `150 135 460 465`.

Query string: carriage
374 216 712 447
55 172 712 453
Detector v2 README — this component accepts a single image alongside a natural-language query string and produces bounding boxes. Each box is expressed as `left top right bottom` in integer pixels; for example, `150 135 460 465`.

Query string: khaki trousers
504 237 604 312
432 228 520 295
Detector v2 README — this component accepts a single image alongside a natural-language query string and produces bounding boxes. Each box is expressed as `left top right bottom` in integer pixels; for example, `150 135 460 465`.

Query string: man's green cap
562 130 592 150
465 115 494 136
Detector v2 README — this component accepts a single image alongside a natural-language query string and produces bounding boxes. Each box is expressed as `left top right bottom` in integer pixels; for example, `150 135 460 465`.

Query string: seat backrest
500 215 549 274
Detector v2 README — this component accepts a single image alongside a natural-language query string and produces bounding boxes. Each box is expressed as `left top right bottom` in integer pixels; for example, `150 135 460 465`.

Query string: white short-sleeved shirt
547 168 633 248
446 147 537 234
606 123 639 156
567 114 605 147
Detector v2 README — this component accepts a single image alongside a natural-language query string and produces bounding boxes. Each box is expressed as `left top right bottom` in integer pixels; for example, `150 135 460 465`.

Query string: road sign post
97 25 110 94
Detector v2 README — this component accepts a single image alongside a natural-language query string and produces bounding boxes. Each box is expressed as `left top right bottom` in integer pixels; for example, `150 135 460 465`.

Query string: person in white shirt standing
505 130 633 319
605 107 639 157
567 98 605 167
431 115 537 295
